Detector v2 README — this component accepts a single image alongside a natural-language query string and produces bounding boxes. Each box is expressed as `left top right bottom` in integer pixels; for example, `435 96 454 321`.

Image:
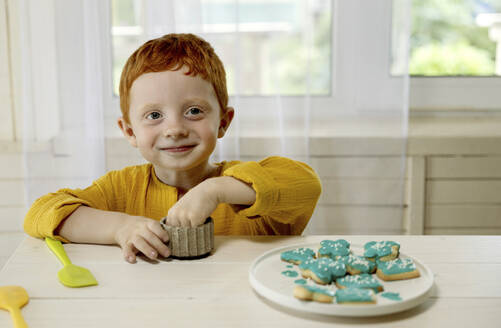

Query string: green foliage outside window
410 0 500 76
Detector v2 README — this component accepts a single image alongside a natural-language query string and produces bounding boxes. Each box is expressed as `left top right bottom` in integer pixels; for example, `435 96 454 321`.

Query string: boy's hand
114 215 171 263
164 179 219 228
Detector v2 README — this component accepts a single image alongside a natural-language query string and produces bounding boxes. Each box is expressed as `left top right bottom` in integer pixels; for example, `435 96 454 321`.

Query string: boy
24 34 321 263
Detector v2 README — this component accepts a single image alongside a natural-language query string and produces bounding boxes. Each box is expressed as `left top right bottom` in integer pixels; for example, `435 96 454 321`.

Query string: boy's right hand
114 215 170 263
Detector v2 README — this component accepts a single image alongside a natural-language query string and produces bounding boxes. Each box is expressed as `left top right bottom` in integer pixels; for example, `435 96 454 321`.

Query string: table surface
1 235 500 327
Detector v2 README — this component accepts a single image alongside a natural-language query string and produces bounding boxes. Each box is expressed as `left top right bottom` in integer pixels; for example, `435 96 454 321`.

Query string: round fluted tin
160 217 214 258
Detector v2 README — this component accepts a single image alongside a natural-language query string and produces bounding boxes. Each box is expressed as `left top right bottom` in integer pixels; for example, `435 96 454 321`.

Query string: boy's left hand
164 179 219 227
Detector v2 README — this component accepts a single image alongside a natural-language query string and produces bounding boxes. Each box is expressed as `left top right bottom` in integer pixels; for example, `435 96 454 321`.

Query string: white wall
1 0 500 236
0 0 15 141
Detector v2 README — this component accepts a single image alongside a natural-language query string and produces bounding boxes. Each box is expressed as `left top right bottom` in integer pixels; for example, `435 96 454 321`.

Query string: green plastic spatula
0 286 29 328
45 237 98 288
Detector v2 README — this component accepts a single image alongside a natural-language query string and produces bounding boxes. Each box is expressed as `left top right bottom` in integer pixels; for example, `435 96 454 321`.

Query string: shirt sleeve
222 156 322 235
23 171 122 242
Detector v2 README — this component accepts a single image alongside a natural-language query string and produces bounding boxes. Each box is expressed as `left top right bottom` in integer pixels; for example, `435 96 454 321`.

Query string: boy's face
119 67 233 174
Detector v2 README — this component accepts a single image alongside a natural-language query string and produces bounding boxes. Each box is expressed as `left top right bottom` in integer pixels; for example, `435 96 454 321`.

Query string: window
106 0 407 132
403 0 501 111
111 0 332 97
108 0 501 117
111 0 143 96
409 0 501 77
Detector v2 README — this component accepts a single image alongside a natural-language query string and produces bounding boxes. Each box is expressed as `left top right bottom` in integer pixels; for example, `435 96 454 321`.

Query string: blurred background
1 0 501 268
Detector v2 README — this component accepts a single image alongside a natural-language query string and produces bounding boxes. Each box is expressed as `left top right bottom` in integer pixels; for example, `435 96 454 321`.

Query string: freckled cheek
200 126 219 141
135 129 158 147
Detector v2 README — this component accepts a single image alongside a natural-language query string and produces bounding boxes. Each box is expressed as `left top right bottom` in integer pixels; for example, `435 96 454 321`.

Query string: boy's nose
162 121 189 139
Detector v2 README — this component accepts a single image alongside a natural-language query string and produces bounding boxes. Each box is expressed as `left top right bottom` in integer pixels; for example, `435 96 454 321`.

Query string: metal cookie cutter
160 217 214 258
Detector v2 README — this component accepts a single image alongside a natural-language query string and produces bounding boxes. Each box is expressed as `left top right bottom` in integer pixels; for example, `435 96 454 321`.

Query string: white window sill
4 116 501 156
103 116 501 156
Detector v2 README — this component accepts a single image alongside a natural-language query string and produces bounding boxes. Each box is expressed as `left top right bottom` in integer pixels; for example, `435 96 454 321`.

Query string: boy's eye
186 107 203 116
146 112 162 120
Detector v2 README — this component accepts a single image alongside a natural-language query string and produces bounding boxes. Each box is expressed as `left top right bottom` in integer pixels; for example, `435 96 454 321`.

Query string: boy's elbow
312 177 322 201
305 167 322 202
292 159 322 199
23 194 55 239
307 178 322 211
23 217 38 239
23 206 41 239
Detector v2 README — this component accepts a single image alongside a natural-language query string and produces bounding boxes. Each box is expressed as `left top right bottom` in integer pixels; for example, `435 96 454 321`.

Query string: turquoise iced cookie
377 258 416 275
299 257 346 284
318 239 350 259
377 258 416 274
340 254 376 274
335 273 383 293
296 284 335 297
363 241 400 261
335 287 376 304
280 248 315 265
293 284 336 303
376 258 421 281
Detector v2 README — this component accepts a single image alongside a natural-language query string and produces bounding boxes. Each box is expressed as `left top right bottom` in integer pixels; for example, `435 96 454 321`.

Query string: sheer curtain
20 0 106 205
140 0 411 235
21 0 410 235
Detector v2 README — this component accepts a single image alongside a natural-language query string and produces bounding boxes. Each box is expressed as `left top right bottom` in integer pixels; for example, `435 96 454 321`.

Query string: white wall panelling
427 180 501 204
424 155 501 235
2 136 501 235
405 156 425 234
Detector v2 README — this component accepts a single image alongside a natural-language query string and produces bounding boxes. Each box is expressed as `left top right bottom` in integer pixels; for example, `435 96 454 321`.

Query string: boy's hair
119 33 228 123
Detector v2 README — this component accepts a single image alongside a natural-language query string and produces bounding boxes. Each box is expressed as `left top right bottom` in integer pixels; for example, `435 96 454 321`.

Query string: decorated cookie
299 257 346 285
364 241 400 262
293 284 335 303
335 273 383 293
335 287 376 304
340 254 377 275
280 248 316 265
318 239 350 259
376 258 420 281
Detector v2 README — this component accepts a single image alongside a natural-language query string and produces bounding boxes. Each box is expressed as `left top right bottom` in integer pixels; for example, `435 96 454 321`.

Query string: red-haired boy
24 34 321 263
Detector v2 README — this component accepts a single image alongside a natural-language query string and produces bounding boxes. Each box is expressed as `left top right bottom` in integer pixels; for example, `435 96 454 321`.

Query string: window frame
104 0 413 137
104 0 501 133
20 0 501 141
410 77 501 112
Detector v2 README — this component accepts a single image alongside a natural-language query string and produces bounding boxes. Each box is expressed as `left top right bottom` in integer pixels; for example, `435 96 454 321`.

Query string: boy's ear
117 117 138 147
218 107 235 138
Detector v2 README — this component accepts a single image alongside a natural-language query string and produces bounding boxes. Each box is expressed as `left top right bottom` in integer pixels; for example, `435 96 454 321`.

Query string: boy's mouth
160 145 196 153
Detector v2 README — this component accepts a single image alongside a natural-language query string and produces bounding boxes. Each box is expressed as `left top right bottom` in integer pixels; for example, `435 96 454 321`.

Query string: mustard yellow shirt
24 156 321 241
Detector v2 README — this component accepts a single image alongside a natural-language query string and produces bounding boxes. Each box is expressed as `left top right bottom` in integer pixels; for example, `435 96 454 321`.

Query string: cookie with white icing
318 239 350 260
280 248 316 265
299 257 346 285
364 241 400 262
335 273 383 293
335 287 376 304
293 284 335 303
376 258 420 281
340 254 377 275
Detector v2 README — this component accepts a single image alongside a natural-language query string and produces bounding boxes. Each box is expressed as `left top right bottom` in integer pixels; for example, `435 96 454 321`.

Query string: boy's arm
57 206 170 263
163 176 256 227
219 156 322 234
165 156 322 234
56 206 124 244
24 166 170 263
212 176 256 207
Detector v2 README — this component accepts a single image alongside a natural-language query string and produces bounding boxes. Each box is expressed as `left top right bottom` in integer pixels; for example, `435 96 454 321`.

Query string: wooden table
1 235 500 327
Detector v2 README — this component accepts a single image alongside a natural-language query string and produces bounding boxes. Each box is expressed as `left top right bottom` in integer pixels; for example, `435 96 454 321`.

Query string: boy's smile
118 67 233 189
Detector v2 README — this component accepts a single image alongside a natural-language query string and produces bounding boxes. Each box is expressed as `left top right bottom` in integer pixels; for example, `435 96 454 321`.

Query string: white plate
249 242 434 317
